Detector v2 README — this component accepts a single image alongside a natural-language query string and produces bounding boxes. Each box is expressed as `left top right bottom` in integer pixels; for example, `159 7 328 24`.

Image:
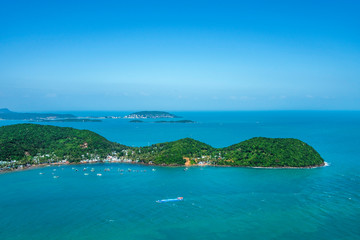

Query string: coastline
0 161 328 174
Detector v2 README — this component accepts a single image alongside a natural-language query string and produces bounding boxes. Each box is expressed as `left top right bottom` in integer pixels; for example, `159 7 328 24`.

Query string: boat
53 176 59 179
156 197 183 203
84 173 89 176
97 173 102 176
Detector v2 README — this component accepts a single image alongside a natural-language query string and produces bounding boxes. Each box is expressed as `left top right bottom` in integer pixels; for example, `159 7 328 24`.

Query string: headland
0 124 325 172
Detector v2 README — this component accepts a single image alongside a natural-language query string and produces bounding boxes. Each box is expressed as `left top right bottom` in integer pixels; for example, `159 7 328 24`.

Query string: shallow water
0 111 359 239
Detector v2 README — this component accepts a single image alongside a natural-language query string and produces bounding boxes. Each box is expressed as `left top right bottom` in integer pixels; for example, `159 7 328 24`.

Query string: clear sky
1 0 359 111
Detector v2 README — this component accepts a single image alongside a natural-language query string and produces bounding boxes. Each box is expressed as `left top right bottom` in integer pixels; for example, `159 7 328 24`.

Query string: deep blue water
0 111 359 239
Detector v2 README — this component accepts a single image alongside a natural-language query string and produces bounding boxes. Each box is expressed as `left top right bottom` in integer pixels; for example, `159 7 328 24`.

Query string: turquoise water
1 111 360 239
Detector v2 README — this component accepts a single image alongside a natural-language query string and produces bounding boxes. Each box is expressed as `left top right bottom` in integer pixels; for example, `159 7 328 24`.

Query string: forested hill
0 124 324 168
219 137 324 167
0 124 125 163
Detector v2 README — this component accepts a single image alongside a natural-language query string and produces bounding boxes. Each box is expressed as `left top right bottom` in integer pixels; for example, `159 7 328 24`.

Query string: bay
0 111 359 239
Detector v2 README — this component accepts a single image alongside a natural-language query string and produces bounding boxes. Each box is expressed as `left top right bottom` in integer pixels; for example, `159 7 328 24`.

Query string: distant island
124 111 181 119
0 108 75 120
129 120 194 123
129 120 144 123
31 119 102 123
154 120 194 123
0 109 188 122
0 124 325 171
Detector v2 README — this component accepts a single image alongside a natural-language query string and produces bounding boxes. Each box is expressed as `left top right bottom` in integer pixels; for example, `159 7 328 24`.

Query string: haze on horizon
1 0 359 112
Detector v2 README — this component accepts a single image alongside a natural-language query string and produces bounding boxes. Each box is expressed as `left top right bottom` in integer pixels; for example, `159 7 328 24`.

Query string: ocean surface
0 111 359 240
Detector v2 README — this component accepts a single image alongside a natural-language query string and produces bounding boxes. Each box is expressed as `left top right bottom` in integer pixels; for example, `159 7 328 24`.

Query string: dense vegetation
0 124 324 168
219 137 324 167
0 124 125 164
135 138 214 165
131 137 324 167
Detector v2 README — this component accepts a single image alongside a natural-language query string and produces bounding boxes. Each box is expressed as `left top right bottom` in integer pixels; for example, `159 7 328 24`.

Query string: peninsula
0 124 325 171
0 108 75 120
123 111 181 119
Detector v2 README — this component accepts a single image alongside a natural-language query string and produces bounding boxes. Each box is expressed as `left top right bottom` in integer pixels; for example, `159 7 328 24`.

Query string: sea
0 111 359 240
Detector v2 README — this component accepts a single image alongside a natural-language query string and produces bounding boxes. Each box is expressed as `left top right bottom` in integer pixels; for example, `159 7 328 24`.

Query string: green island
0 124 324 171
124 111 181 119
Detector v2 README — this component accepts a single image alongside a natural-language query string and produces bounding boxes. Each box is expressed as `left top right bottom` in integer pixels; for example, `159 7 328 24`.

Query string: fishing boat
156 197 183 203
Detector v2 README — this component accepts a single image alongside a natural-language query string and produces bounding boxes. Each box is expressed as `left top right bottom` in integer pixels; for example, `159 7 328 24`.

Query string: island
154 120 194 123
123 111 181 119
0 108 75 120
31 119 102 123
129 120 195 123
0 124 325 171
129 120 144 123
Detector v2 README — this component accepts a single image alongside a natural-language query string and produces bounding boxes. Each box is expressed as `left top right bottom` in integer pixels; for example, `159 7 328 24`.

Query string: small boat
156 197 183 203
39 172 44 175
97 173 102 176
53 176 59 179
84 173 89 176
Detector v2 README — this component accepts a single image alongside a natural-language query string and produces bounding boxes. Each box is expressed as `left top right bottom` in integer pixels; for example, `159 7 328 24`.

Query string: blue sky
1 0 359 111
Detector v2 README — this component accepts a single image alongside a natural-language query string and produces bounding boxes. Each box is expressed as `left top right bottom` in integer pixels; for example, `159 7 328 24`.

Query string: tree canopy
0 124 324 167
